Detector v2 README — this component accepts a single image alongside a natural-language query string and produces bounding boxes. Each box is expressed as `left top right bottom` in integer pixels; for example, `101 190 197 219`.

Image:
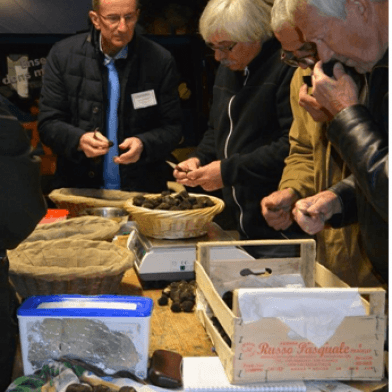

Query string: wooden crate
195 239 386 384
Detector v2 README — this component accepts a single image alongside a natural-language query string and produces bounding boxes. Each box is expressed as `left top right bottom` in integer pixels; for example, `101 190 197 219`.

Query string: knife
166 160 191 173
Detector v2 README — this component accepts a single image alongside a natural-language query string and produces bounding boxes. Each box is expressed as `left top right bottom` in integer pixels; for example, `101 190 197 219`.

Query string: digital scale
125 221 254 282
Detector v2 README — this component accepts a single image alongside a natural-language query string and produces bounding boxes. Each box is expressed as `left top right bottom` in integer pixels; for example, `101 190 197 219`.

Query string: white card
131 90 157 109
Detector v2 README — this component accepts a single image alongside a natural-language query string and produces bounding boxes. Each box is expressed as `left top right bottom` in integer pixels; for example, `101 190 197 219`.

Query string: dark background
0 0 218 147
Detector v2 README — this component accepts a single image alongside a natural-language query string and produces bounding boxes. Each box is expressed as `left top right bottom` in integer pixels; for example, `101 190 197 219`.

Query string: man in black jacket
38 0 182 192
0 95 47 390
285 0 388 283
174 0 305 257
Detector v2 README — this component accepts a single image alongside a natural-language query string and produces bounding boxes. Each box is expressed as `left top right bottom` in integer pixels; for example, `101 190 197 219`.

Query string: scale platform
125 221 254 282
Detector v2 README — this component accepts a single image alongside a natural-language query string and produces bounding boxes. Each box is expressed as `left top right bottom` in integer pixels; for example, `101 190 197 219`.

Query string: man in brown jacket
261 0 383 287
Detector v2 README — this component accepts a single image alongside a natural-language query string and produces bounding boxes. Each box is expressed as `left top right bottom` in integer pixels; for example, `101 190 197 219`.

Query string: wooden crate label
234 339 382 379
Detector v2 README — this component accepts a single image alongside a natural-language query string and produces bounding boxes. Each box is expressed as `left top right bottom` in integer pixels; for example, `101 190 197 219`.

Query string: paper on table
237 288 366 348
181 356 306 391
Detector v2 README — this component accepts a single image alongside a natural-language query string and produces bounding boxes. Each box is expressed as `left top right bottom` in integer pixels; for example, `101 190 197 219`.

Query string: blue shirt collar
99 34 128 65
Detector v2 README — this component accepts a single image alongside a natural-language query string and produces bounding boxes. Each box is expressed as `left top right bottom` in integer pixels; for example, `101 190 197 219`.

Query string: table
115 234 388 392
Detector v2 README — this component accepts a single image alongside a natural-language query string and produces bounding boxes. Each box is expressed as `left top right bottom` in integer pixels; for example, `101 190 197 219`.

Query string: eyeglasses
281 51 316 68
280 42 317 68
98 12 138 27
206 42 237 53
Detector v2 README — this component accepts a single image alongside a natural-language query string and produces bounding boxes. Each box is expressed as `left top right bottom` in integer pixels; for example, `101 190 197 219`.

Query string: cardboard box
17 295 153 378
195 239 386 384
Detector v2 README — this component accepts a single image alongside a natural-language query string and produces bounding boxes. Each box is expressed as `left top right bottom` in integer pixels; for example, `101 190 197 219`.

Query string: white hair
199 0 273 43
271 0 292 32
286 0 385 21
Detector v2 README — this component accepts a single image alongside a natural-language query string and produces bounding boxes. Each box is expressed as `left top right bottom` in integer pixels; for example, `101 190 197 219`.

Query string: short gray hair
92 0 140 12
271 0 292 32
286 0 385 21
199 0 273 43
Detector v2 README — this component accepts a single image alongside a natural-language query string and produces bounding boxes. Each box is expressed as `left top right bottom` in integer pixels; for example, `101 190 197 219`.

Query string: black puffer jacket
194 37 297 240
38 28 182 192
328 50 388 283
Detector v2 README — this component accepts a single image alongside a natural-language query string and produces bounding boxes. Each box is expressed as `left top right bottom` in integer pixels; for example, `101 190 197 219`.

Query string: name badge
131 90 157 109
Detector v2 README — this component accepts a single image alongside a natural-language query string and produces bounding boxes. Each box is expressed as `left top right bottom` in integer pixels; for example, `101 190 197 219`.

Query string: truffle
66 384 92 392
158 296 169 306
119 388 137 392
171 302 182 312
181 300 194 312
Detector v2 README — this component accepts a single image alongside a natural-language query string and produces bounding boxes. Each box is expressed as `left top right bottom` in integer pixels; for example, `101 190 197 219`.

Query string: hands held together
173 158 224 192
78 130 143 164
261 189 342 236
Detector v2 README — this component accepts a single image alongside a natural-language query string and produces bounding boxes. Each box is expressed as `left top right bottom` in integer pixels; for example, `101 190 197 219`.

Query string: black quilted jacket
38 28 182 192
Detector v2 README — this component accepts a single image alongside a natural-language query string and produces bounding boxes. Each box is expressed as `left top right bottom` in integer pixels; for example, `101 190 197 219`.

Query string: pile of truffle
157 280 196 313
132 190 215 211
66 385 136 392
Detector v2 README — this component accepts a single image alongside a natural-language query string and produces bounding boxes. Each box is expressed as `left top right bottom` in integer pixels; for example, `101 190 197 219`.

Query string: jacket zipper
225 67 250 238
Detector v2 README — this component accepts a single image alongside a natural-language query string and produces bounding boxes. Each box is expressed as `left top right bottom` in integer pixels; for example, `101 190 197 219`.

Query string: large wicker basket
49 188 142 217
22 216 120 243
124 193 225 239
8 239 134 297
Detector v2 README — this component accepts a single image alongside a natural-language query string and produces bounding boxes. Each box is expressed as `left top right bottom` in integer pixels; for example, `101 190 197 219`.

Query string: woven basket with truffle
8 239 134 297
49 188 142 217
124 191 225 239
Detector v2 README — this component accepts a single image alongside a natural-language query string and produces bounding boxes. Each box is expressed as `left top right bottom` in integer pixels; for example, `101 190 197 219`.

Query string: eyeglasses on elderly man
280 41 317 68
206 42 238 53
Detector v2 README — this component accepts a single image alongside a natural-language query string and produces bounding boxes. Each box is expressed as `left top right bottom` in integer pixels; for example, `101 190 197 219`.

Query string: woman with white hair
174 0 307 257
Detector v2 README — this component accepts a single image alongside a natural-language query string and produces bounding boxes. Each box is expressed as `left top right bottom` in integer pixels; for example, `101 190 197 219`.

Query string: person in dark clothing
0 94 47 391
285 0 388 283
38 0 182 193
173 0 306 258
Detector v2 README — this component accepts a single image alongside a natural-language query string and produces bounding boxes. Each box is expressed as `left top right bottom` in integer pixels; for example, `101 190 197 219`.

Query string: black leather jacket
328 50 388 283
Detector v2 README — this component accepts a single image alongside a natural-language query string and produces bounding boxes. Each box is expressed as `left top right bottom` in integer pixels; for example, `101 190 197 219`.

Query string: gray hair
286 0 385 21
92 0 140 12
271 0 292 32
199 0 273 43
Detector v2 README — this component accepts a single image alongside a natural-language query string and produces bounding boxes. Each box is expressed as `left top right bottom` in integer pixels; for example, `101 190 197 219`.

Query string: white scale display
126 222 254 282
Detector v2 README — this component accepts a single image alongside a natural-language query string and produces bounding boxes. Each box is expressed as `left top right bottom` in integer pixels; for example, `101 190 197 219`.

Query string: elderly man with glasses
38 0 182 192
173 0 308 258
286 0 388 285
261 0 383 287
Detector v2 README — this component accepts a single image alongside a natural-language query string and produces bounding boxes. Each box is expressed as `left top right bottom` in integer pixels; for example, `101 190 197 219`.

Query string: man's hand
113 137 143 164
292 190 342 235
298 83 333 122
176 160 223 192
78 131 110 158
311 61 359 116
261 188 299 231
173 157 201 180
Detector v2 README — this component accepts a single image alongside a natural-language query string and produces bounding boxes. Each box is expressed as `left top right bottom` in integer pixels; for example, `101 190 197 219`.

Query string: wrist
284 187 300 203
326 190 343 215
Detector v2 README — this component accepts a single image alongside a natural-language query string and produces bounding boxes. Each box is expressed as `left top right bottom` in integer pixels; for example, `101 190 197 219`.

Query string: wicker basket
22 216 121 243
124 193 225 239
8 239 134 297
49 188 142 217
